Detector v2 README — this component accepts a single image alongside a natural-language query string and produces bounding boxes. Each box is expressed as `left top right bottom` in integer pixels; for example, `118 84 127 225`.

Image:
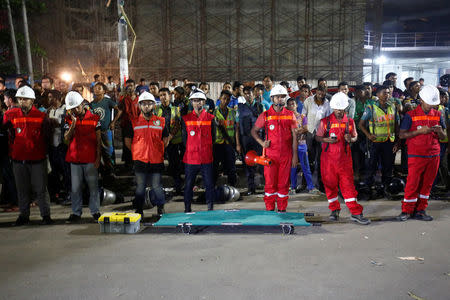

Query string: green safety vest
438 105 448 143
368 103 396 143
214 107 236 144
156 105 182 144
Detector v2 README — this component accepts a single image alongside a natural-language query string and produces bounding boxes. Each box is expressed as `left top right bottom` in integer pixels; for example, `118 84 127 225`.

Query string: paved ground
0 191 448 300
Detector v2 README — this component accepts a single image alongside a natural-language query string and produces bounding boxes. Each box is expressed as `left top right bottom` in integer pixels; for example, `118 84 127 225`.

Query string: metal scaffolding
28 0 366 83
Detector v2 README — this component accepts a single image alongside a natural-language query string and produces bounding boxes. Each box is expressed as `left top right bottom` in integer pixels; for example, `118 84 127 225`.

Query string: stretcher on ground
151 209 312 234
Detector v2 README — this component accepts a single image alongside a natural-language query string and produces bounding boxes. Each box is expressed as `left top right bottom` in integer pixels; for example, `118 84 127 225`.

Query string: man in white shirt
302 85 331 190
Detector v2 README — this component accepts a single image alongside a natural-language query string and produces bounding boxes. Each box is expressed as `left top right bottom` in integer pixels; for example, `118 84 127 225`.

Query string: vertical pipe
235 0 241 80
117 0 129 88
22 0 33 83
6 0 21 74
270 0 275 76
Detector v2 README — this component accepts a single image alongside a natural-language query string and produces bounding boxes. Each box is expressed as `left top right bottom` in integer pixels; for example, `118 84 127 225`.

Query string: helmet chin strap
143 111 153 118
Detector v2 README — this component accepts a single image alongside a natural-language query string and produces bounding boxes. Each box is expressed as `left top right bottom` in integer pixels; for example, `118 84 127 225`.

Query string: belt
12 159 45 165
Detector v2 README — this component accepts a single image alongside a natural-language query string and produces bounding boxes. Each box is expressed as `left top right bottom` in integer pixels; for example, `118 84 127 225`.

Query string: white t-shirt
48 104 66 147
105 82 116 92
302 95 331 134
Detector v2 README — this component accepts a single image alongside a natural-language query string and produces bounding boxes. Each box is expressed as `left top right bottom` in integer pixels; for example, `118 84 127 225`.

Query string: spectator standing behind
124 92 168 218
238 86 264 196
317 78 332 100
0 89 18 212
199 82 215 113
337 81 355 119
118 79 139 167
403 77 414 98
173 86 190 116
286 98 319 195
316 92 370 225
251 85 298 212
302 85 331 191
156 88 183 195
3 86 53 226
262 75 274 110
385 72 404 99
291 84 310 114
359 85 400 197
181 90 216 212
90 74 100 93
217 81 242 109
90 82 122 181
64 92 101 223
213 90 241 187
105 75 117 101
47 90 71 203
397 85 447 221
135 78 150 95
149 82 161 104
435 89 450 191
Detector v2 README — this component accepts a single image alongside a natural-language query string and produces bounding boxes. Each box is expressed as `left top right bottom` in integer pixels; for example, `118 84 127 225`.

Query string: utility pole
22 0 33 83
117 0 129 88
6 0 21 74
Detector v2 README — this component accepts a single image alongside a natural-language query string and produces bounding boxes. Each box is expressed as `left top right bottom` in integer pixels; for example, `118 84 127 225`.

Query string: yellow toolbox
98 212 141 234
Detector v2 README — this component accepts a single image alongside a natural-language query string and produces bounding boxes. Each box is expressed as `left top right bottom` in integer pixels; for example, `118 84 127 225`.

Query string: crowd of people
0 71 448 226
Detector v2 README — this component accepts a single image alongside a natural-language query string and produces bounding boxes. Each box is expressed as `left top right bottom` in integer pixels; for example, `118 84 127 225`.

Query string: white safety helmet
330 92 349 110
15 86 35 100
419 85 440 105
138 91 156 102
65 91 84 110
189 91 207 100
269 84 288 97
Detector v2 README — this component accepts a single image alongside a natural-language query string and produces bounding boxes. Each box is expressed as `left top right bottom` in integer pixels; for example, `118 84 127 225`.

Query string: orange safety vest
131 114 166 164
66 110 100 163
4 106 47 161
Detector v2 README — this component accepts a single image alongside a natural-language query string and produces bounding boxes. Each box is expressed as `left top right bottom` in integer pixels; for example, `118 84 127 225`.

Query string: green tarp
153 209 310 227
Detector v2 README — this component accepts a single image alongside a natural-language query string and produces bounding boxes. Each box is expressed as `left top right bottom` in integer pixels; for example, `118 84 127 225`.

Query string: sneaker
40 216 54 225
396 212 412 221
14 215 30 226
278 209 286 213
66 214 81 224
329 210 340 221
92 213 101 221
413 210 433 221
157 206 165 215
308 188 321 195
350 214 371 225
245 189 256 196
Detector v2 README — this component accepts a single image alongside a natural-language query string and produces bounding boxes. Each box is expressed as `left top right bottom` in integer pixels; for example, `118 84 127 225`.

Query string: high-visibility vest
65 110 100 163
182 110 214 164
213 107 236 144
438 105 448 143
368 103 396 142
262 106 295 158
406 105 441 156
156 104 182 144
4 106 47 161
131 114 165 164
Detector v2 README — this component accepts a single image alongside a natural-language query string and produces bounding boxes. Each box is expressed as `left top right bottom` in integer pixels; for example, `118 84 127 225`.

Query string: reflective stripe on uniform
277 193 288 198
411 116 440 122
344 198 356 202
11 117 44 124
419 194 429 199
403 198 417 202
328 197 338 203
264 192 277 197
266 115 294 121
185 121 211 126
133 125 149 130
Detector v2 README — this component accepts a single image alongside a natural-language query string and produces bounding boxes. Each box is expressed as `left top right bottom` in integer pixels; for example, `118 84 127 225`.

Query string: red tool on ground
245 149 272 166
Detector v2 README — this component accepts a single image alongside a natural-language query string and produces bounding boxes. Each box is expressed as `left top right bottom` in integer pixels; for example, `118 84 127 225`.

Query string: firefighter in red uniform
2 86 53 226
64 91 102 223
251 85 298 212
181 90 216 212
124 92 169 218
397 85 447 221
316 92 371 224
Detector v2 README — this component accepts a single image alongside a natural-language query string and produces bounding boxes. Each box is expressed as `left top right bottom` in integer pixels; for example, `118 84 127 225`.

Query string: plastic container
98 212 141 234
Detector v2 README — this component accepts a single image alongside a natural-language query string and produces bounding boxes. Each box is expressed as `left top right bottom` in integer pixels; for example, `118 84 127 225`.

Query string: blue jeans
71 163 100 216
184 163 215 212
100 129 115 176
134 171 165 212
290 144 314 190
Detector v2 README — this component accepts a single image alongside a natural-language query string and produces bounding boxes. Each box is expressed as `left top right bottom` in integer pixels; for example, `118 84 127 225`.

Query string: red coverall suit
317 113 363 215
254 106 297 211
402 105 442 213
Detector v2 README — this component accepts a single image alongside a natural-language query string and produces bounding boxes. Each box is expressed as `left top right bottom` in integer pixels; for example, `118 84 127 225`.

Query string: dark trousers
306 132 323 189
0 155 18 206
121 127 133 165
351 134 369 181
364 141 394 186
241 136 262 191
48 144 71 199
184 163 215 212
166 143 184 191
213 143 237 186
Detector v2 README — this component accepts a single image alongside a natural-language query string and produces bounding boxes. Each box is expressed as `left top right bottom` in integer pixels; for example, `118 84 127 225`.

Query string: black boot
14 215 30 226
329 210 340 221
413 210 433 221
157 205 165 215
350 214 371 225
41 216 54 225
396 212 412 221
